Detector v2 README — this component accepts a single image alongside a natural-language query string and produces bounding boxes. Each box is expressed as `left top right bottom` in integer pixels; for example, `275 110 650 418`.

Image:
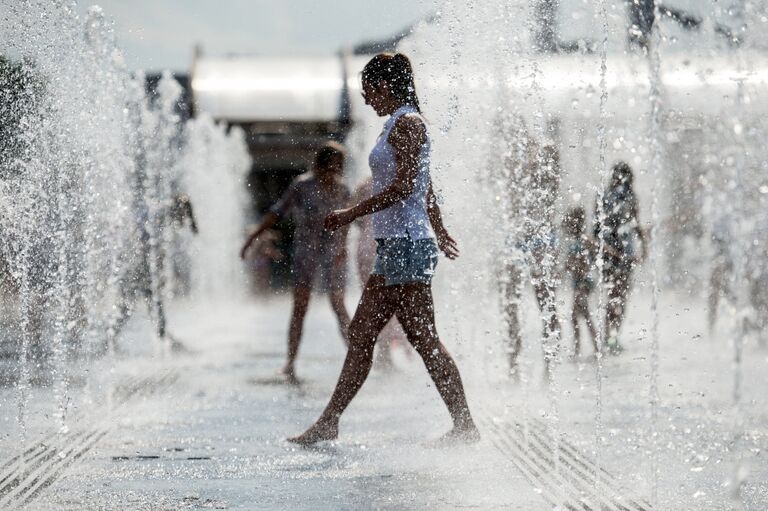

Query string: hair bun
362 53 421 113
393 53 411 67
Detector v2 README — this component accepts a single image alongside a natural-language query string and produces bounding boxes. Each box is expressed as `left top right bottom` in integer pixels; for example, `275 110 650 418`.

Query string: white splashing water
0 1 249 439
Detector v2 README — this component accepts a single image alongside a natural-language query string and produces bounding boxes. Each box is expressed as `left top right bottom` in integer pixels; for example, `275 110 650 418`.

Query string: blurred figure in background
626 0 702 51
746 219 768 346
352 176 409 370
562 206 599 358
707 215 733 333
107 164 181 354
168 192 198 297
169 192 199 234
594 161 647 353
240 141 351 383
501 138 562 381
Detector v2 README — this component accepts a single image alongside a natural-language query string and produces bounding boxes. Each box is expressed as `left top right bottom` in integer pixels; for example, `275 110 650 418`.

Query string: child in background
241 141 351 382
563 206 599 358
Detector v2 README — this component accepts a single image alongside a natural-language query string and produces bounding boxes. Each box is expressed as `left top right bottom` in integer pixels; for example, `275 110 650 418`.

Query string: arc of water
648 0 665 506
728 9 751 506
525 6 564 476
594 0 610 493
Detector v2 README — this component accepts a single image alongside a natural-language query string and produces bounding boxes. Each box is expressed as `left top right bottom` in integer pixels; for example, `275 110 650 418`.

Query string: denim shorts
372 237 438 286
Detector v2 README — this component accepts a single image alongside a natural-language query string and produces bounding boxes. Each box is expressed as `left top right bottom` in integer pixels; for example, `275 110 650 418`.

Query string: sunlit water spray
2 0 768 508
386 0 768 507
647 2 664 504
593 0 610 490
0 0 249 445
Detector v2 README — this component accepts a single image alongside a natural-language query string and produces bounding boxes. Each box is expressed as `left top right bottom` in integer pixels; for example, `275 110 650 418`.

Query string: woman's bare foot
287 420 339 445
429 424 481 447
280 363 300 385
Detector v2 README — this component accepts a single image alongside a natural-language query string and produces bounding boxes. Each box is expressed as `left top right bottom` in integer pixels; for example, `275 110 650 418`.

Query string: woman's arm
240 213 279 260
427 182 459 259
186 201 199 235
631 198 649 261
241 180 298 259
350 179 371 229
325 114 425 231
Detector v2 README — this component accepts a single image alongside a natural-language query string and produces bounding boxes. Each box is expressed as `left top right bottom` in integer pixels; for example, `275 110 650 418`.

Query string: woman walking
289 53 478 445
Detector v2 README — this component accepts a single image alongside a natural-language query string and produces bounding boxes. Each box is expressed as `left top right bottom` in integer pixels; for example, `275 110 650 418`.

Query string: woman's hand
324 208 356 232
638 226 650 262
436 229 459 260
240 238 254 260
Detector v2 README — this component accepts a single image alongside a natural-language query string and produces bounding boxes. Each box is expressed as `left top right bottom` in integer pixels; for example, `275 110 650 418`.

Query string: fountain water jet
379 0 768 507
0 0 250 449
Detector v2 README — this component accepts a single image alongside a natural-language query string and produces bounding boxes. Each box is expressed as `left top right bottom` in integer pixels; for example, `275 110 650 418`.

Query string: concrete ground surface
0 286 766 510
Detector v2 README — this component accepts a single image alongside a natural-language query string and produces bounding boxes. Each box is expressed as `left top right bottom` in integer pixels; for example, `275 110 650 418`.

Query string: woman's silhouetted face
362 79 391 117
611 164 632 189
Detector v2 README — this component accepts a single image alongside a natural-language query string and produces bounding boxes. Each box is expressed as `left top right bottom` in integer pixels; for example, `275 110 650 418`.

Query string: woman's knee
409 333 443 359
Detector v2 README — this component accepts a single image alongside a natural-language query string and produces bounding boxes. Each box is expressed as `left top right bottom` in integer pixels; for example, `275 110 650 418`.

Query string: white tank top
368 105 434 240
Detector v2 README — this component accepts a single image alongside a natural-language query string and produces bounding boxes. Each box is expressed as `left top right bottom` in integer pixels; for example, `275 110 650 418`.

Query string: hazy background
77 0 434 72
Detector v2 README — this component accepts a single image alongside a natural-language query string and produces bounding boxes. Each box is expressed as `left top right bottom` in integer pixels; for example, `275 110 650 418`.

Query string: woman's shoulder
394 111 426 126
390 112 427 143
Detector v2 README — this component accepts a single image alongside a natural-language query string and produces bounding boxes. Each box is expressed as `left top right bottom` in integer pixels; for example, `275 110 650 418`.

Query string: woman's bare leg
396 283 478 436
329 290 350 345
708 264 724 333
581 298 599 354
289 276 397 444
502 262 524 375
605 268 632 342
613 275 631 332
283 286 312 378
531 244 561 378
358 244 398 368
571 299 582 357
573 292 598 354
532 276 561 379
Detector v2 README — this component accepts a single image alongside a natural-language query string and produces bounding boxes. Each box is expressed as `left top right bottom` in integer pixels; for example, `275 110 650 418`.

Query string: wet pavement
11 299 540 510
1 288 767 510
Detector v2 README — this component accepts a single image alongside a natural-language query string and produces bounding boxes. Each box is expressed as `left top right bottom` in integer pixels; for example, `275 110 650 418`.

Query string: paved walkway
0 288 766 510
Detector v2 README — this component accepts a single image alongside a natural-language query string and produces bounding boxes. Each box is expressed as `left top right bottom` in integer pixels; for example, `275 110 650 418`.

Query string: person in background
108 173 183 354
501 139 562 381
707 215 733 333
562 206 599 358
594 161 647 353
168 192 198 297
240 141 351 383
170 193 198 234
